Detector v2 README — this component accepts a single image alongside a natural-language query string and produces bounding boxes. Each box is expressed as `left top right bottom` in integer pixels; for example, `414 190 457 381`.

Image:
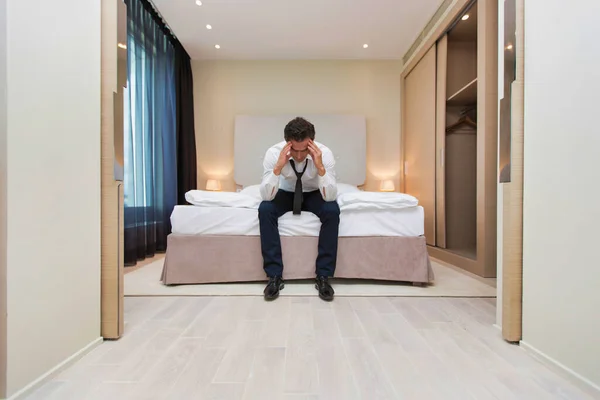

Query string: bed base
160 234 434 285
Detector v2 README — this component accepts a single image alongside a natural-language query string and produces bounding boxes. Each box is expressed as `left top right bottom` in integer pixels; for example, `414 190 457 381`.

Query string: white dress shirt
260 140 338 202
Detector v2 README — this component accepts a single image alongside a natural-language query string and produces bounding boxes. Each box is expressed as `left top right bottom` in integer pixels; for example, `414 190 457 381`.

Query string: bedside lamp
206 179 221 191
380 179 395 192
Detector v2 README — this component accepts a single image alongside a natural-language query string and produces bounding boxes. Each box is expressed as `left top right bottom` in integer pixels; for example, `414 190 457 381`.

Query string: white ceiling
150 0 445 60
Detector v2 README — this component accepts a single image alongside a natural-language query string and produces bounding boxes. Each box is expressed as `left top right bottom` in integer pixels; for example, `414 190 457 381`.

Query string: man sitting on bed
258 116 340 301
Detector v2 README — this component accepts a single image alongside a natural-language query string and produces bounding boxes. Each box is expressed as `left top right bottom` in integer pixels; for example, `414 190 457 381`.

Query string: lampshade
206 179 221 191
380 179 395 192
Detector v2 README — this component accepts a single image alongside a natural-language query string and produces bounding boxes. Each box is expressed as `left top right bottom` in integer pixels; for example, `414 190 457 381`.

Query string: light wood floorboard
22 296 596 400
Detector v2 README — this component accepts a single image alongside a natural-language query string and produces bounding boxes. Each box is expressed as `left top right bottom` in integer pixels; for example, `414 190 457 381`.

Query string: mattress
170 205 424 237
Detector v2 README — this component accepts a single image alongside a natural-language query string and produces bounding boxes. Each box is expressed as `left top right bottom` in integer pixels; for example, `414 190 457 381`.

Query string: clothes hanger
445 115 477 133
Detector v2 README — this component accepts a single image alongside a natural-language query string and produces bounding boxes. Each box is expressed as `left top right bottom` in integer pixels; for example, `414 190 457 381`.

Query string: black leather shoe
264 276 284 300
315 276 334 301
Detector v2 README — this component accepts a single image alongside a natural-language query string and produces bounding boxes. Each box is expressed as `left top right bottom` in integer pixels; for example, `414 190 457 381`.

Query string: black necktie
289 159 308 215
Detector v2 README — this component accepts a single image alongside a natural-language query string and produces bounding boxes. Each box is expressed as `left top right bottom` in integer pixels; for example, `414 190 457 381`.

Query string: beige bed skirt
160 234 434 285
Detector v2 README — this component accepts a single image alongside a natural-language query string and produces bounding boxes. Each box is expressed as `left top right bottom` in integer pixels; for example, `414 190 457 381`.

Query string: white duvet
336 191 418 211
185 190 261 209
184 184 418 211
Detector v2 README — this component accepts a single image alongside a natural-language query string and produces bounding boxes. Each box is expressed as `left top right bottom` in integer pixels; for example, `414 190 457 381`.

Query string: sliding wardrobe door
403 45 437 246
436 35 448 249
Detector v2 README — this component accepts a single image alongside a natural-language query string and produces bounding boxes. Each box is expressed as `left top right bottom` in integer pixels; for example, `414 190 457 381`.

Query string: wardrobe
402 0 498 277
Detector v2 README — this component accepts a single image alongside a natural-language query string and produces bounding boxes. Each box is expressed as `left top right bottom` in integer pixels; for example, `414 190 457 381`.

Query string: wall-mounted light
206 179 221 191
117 43 127 49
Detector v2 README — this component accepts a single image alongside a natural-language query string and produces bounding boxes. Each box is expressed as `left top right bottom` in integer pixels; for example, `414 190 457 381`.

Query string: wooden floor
24 296 594 400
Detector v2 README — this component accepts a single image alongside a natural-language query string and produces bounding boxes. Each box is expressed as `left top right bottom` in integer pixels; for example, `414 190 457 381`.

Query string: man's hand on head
308 140 325 176
273 142 292 176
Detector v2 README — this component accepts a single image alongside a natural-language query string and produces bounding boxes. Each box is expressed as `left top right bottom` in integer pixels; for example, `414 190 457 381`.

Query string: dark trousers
258 189 340 278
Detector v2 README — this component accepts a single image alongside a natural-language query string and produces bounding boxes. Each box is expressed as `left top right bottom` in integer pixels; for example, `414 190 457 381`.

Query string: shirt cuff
318 171 337 201
261 171 281 200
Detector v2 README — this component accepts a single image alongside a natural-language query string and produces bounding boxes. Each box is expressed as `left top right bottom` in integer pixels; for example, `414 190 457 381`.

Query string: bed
160 114 434 286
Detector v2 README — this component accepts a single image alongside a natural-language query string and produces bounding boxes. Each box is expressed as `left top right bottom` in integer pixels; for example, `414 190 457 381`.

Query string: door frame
100 0 126 340
500 0 524 343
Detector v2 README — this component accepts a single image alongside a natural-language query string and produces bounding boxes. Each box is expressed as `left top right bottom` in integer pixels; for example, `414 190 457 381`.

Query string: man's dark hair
284 117 315 142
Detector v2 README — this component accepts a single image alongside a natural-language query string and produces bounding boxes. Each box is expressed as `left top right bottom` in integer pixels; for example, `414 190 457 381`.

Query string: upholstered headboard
233 114 366 187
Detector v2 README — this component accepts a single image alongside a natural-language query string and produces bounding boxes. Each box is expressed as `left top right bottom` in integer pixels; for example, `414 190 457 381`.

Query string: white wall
522 0 600 391
0 0 8 396
4 0 102 397
193 60 403 192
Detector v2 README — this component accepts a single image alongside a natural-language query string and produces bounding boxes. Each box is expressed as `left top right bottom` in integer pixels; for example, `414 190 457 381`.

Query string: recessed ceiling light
363 44 369 48
462 14 469 20
215 44 220 49
206 24 212 30
117 43 127 49
195 0 202 6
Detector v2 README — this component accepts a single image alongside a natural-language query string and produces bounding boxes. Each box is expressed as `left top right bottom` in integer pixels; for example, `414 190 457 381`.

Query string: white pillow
239 184 262 200
185 190 261 209
337 183 360 196
240 182 359 200
337 191 419 210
